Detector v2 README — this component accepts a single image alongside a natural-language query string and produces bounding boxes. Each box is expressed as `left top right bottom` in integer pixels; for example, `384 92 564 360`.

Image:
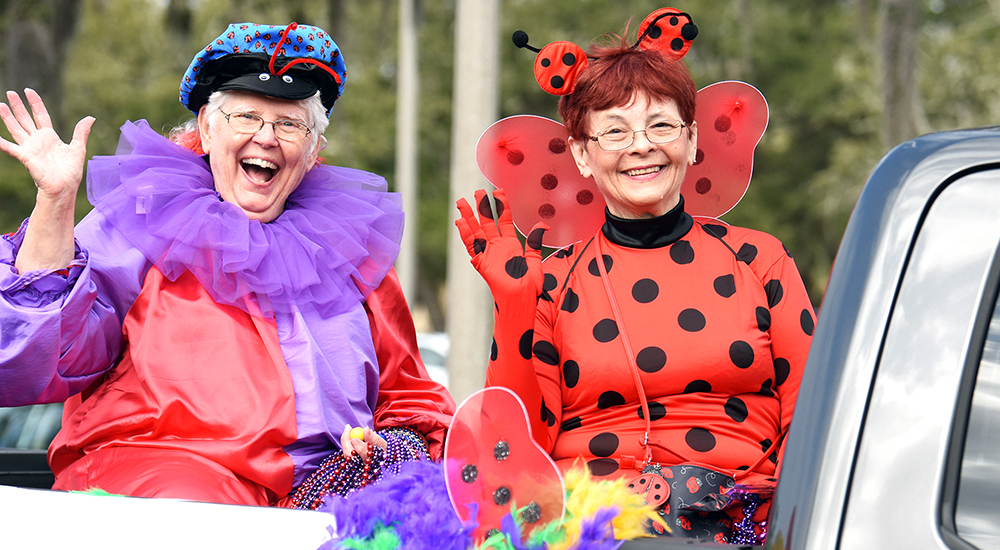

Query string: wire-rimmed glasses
587 120 687 151
220 110 312 142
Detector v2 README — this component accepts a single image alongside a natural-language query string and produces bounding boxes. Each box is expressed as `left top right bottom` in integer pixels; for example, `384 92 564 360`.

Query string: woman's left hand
340 424 386 460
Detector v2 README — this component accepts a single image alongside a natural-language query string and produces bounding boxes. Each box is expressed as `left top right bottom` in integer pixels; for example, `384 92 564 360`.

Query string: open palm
0 89 94 199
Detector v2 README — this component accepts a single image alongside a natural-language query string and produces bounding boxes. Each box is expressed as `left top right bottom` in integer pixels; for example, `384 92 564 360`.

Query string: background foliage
2 0 999 327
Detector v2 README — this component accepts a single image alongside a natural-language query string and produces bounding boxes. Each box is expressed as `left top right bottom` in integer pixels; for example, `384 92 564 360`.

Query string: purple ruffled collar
86 120 403 318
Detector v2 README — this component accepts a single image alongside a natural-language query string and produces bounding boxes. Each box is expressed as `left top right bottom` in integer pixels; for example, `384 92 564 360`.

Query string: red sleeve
366 269 455 460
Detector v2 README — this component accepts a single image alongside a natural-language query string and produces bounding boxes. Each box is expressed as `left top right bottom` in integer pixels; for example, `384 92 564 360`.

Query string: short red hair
558 36 697 140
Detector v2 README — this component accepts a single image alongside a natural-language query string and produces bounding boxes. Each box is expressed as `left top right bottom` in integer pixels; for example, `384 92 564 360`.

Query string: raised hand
455 188 548 301
0 89 94 200
1 89 96 273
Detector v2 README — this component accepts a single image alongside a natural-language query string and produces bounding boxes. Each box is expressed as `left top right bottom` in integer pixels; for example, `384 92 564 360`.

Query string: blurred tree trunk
879 0 919 148
0 0 82 133
730 0 752 79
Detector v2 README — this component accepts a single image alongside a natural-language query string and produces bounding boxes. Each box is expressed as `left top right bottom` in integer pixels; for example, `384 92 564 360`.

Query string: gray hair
170 90 329 148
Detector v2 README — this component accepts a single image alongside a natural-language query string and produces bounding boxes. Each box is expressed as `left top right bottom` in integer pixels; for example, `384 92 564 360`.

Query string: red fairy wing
682 81 769 219
475 115 606 248
444 387 565 542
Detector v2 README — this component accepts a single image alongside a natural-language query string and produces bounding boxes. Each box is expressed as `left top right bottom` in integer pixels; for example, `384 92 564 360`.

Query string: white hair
171 90 329 148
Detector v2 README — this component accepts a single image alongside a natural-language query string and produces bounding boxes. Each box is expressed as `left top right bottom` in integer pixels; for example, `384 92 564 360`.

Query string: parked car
3 127 1000 549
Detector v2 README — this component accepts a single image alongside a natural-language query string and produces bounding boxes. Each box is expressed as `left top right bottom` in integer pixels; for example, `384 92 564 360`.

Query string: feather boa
320 461 665 550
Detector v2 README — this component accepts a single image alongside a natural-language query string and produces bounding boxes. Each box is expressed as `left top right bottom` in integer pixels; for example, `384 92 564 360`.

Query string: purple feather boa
320 460 475 550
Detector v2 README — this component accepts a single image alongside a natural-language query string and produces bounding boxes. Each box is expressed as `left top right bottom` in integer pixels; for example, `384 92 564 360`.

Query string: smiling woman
0 21 454 508
456 8 814 545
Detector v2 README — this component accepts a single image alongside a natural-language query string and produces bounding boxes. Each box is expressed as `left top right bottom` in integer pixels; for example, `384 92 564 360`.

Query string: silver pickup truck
3 126 1000 549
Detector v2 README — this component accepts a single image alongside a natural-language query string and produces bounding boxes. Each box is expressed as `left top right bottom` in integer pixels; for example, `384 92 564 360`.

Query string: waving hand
1 89 95 272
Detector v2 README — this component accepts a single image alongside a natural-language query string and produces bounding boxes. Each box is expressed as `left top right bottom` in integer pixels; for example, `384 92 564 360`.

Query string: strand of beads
729 491 767 546
289 426 429 510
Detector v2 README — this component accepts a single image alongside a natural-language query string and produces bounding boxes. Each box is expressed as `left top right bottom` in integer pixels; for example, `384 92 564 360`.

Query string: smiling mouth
242 158 278 183
624 166 663 177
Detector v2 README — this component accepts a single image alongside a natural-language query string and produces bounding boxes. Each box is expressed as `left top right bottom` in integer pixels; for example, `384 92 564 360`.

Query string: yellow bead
350 427 365 440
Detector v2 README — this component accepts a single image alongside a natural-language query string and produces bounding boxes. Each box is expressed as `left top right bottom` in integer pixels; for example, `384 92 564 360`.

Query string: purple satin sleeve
0 213 148 406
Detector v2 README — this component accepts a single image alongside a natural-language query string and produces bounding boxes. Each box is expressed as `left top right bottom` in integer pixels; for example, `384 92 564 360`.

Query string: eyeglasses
220 110 312 142
587 120 687 151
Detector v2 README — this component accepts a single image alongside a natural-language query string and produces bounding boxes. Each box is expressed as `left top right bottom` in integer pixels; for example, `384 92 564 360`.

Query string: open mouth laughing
242 158 278 183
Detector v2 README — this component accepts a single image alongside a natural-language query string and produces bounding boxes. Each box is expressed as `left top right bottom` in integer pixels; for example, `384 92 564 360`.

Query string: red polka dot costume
463 191 815 530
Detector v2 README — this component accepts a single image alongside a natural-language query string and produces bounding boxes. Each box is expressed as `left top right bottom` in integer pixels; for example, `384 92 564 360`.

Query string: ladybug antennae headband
514 7 698 96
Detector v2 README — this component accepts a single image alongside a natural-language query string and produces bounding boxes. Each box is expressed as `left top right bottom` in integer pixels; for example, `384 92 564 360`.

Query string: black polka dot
562 52 577 66
506 149 524 166
588 255 613 276
494 198 505 219
598 391 625 409
563 360 580 388
538 203 556 219
649 24 662 39
637 401 666 421
756 307 771 332
759 379 775 397
685 428 717 452
694 149 705 165
678 309 706 332
670 37 684 51
715 115 732 133
518 330 533 360
765 280 784 308
541 400 555 426
577 190 594 205
736 243 758 265
588 458 619 476
632 279 659 303
725 398 748 422
588 432 619 457
684 380 711 393
548 138 567 154
714 275 736 298
550 75 565 89
554 244 574 258
561 288 579 312
593 319 619 342
695 178 712 194
542 273 557 292
703 223 727 238
473 238 486 255
561 416 582 431
670 241 694 264
533 340 559 365
527 228 546 251
729 341 754 368
760 438 773 452
505 257 528 279
490 338 498 361
477 194 494 219
540 57 551 67
801 309 815 335
540 173 558 190
636 347 666 373
774 358 790 386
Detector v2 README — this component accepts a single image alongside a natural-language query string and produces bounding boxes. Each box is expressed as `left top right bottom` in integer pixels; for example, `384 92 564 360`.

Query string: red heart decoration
444 387 565 542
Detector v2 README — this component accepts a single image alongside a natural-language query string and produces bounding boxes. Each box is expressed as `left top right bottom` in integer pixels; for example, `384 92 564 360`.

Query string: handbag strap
593 234 784 480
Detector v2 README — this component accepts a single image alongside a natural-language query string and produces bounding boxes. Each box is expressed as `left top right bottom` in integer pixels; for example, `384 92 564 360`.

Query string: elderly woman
0 22 453 508
456 25 815 544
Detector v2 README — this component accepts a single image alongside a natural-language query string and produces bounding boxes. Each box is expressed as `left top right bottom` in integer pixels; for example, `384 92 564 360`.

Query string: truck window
955 293 1000 546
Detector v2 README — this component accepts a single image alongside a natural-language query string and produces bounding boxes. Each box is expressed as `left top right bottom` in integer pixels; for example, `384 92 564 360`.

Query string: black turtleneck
600 196 694 249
